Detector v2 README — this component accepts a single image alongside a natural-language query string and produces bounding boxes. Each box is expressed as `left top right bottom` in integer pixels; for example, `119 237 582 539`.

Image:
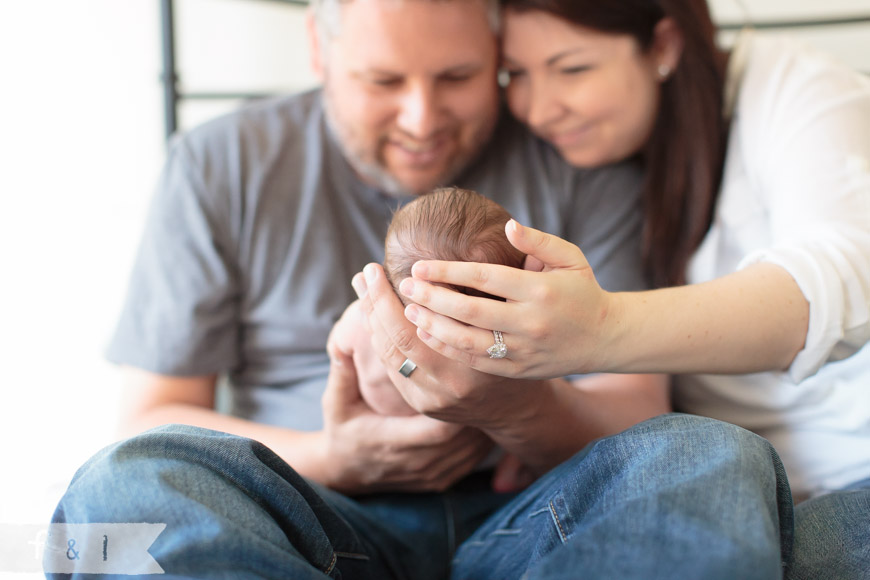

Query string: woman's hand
396 219 620 379
352 262 548 429
351 262 670 475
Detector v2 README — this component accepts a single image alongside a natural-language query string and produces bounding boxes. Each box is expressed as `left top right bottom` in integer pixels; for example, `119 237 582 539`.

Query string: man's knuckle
359 295 375 316
442 377 469 401
381 343 401 364
393 327 417 352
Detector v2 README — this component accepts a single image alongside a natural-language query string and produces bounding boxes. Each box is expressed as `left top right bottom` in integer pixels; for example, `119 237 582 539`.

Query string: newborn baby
362 186 526 415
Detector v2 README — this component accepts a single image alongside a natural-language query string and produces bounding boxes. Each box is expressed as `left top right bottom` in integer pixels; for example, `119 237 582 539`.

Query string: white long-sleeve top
673 32 870 499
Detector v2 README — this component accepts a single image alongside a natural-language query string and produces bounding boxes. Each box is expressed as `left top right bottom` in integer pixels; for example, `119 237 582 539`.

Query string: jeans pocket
450 491 570 580
546 491 573 544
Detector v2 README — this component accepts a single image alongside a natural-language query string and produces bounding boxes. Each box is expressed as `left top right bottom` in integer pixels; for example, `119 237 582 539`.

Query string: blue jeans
49 414 792 579
787 477 870 580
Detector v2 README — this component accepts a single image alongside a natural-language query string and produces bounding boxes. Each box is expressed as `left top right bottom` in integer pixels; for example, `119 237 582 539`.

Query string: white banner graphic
0 523 166 575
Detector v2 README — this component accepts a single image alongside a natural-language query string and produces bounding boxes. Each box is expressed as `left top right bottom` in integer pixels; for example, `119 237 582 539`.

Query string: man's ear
307 9 325 81
652 17 684 76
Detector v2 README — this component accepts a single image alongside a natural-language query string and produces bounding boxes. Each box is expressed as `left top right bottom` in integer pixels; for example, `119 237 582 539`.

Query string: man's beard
325 110 409 197
322 90 489 199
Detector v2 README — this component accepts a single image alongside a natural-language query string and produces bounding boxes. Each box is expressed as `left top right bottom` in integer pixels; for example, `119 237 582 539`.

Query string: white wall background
0 0 867 575
0 1 316 573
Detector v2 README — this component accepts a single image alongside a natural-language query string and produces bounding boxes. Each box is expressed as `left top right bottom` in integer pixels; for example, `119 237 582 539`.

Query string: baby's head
384 187 525 304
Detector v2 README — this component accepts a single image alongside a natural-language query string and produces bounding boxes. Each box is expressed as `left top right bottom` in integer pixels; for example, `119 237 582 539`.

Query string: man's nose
395 82 441 139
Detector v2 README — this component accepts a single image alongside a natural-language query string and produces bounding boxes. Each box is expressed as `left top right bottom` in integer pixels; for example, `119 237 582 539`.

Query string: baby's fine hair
384 187 525 300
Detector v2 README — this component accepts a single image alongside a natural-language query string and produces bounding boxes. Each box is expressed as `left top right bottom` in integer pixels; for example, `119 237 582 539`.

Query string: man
50 0 792 578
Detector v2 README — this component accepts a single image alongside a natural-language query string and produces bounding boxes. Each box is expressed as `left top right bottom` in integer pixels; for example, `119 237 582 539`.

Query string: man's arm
117 337 494 495
480 373 670 475
117 367 329 482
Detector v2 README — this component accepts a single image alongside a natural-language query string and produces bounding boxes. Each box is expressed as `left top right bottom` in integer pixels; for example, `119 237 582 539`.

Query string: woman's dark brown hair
502 0 729 287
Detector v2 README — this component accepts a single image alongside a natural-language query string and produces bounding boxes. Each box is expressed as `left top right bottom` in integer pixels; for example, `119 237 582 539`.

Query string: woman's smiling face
502 8 668 168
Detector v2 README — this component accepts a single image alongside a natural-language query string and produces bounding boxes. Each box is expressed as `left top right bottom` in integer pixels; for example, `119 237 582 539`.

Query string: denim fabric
787 477 870 580
48 426 513 580
50 414 793 579
451 413 793 580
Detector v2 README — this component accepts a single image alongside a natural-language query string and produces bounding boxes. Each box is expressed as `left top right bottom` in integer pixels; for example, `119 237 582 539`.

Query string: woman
365 0 870 577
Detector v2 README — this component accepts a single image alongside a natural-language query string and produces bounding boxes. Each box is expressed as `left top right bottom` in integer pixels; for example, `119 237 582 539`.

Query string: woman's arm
354 263 671 475
403 46 870 382
396 220 809 378
606 262 808 374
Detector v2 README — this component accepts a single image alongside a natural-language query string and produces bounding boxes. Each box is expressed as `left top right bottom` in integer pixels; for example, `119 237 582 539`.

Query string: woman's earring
658 64 671 80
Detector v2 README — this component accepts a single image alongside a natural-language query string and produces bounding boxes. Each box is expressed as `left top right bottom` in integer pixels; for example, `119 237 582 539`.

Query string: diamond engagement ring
398 358 418 378
486 330 508 359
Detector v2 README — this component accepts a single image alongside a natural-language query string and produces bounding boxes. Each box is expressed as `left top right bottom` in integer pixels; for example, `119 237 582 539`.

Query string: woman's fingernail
364 263 378 284
508 219 523 237
405 304 419 323
351 273 367 298
399 278 414 297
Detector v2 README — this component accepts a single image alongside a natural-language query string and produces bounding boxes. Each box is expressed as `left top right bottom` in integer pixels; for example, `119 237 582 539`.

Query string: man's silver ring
398 358 418 378
486 330 508 359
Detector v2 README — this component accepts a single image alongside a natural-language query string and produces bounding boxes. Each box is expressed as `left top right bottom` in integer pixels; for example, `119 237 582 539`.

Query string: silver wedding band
398 358 417 378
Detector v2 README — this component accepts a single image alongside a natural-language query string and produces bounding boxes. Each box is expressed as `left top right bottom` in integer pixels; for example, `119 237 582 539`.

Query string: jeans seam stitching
323 552 338 575
549 499 568 543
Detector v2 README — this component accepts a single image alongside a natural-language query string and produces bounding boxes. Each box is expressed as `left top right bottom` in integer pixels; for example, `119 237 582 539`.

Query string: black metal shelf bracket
157 2 869 142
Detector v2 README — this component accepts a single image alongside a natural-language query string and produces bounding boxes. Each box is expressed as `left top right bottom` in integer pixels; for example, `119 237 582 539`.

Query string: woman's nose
525 78 564 130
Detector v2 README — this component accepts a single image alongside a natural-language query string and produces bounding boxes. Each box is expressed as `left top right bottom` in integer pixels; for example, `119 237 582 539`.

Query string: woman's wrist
585 289 633 374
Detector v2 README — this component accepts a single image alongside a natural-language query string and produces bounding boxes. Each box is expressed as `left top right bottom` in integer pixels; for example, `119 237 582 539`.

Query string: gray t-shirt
107 89 646 430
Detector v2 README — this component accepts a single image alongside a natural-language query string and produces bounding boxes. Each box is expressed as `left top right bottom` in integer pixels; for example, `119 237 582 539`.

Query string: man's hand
330 300 415 416
491 453 537 493
352 264 543 431
320 311 494 495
